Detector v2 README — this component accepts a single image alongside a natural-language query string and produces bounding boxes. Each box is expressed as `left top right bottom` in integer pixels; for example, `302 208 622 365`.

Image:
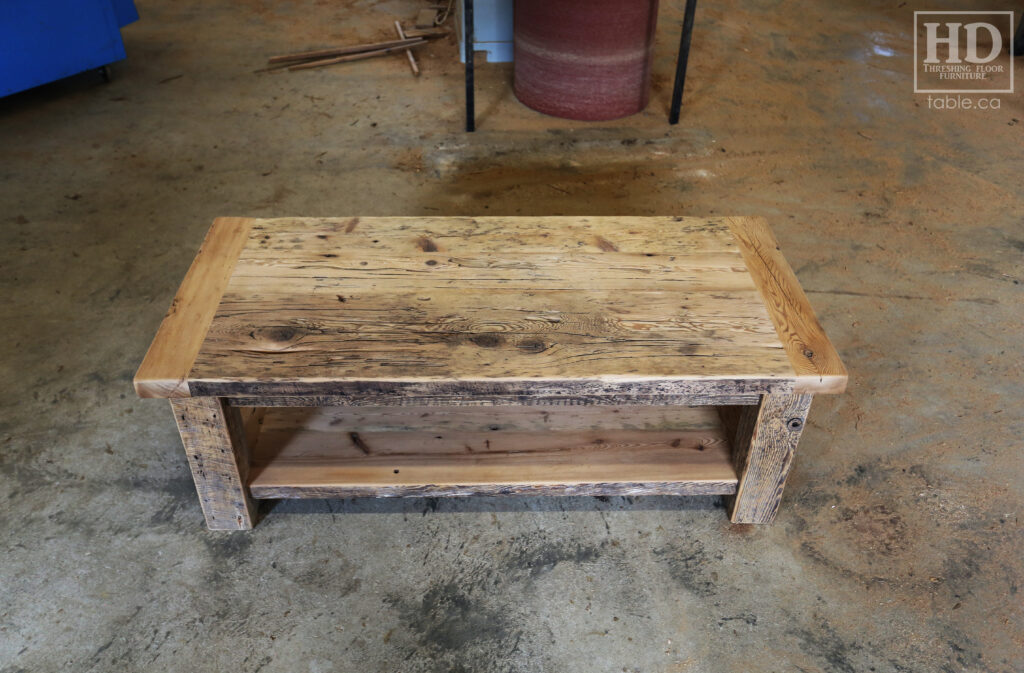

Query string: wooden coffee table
135 216 846 530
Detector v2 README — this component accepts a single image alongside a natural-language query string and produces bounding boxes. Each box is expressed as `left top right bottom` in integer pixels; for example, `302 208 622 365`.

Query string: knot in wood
470 333 504 348
249 326 305 351
517 339 547 354
261 326 299 343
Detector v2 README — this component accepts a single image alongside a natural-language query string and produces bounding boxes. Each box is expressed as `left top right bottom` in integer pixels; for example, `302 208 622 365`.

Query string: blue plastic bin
0 0 138 97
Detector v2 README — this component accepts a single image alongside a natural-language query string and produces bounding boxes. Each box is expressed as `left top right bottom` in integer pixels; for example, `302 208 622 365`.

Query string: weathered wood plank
170 397 256 530
190 282 791 389
247 406 737 499
134 218 253 397
224 393 762 407
250 480 737 500
191 378 793 399
726 217 848 394
244 216 738 255
254 428 728 461
729 393 813 524
227 256 754 291
247 403 723 437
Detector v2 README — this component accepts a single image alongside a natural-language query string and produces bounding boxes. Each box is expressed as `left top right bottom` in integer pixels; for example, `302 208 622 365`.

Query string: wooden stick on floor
288 42 425 71
394 21 420 76
269 37 423 64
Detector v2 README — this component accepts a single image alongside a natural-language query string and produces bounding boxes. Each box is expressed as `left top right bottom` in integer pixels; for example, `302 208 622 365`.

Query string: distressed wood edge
249 480 738 500
725 217 848 394
224 393 763 408
134 218 254 398
189 377 797 400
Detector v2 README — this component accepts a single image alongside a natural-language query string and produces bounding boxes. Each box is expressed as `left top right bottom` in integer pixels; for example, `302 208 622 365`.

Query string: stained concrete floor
1 0 1022 671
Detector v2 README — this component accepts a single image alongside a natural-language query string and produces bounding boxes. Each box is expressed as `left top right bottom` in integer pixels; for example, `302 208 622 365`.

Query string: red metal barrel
513 0 660 121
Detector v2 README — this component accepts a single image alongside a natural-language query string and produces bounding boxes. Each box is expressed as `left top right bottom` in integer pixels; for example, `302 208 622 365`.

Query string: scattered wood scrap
269 38 423 65
289 43 425 71
415 9 438 29
263 28 445 73
394 21 419 76
403 26 449 39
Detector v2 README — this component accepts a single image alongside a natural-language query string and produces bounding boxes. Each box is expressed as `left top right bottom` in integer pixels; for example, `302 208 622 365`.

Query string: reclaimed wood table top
135 216 847 400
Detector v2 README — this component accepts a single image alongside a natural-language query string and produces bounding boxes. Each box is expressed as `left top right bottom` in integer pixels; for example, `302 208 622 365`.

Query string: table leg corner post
170 397 257 531
727 393 813 524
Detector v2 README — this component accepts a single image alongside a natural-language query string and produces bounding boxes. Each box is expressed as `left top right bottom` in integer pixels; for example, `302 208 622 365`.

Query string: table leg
727 393 813 523
1015 14 1023 56
464 0 475 132
668 0 698 125
170 397 256 530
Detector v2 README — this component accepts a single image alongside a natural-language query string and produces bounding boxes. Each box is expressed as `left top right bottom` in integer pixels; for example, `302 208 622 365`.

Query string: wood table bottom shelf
243 405 738 500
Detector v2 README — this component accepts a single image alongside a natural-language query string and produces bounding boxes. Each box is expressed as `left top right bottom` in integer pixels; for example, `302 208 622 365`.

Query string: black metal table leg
668 0 698 125
1014 13 1023 56
465 0 475 132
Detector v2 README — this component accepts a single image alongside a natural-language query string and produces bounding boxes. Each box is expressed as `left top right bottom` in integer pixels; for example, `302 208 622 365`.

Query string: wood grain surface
170 397 256 529
134 218 253 397
246 405 737 499
135 217 846 399
725 217 848 394
245 403 724 436
728 393 813 523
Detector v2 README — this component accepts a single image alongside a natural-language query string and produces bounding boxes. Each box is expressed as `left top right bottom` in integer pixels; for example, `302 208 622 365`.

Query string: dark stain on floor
502 535 607 578
652 538 719 597
396 579 514 652
788 620 860 673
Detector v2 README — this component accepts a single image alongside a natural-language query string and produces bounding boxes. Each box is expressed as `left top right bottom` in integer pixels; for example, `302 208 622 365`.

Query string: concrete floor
1 0 1022 671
